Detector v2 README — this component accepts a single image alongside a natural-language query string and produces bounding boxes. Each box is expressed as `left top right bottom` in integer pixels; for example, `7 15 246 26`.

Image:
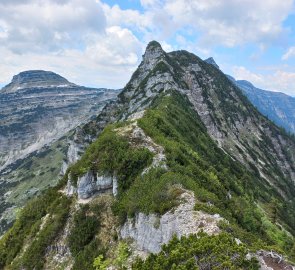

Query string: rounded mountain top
1 70 75 93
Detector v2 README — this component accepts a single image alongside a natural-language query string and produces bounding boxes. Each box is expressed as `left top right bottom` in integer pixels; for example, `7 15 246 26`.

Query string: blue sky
0 0 295 95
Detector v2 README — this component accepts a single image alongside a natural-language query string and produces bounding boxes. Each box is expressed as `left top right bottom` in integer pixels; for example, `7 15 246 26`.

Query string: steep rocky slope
0 42 294 270
235 80 295 134
0 71 118 235
205 58 295 135
0 70 118 172
119 42 295 193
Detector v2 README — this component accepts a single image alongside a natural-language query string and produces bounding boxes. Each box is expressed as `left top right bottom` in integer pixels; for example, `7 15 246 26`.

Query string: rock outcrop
65 171 118 200
204 57 220 69
121 190 223 254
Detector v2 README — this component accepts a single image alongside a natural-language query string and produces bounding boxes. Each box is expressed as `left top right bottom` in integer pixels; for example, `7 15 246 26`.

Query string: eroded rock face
120 191 223 254
65 176 77 196
0 71 118 172
119 44 295 192
76 172 117 200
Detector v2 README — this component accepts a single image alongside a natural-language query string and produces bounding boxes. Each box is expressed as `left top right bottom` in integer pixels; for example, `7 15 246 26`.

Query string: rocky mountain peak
118 40 168 105
1 40 295 270
142 40 165 64
1 70 75 93
204 57 220 69
119 41 295 192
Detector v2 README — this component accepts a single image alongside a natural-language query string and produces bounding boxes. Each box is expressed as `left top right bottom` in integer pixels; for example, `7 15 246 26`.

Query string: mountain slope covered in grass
0 41 294 270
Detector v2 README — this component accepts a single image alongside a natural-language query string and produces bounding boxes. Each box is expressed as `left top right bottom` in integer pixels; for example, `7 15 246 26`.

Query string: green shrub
93 242 130 270
68 125 153 192
68 205 100 256
68 202 108 270
0 187 71 269
132 232 260 270
93 255 110 270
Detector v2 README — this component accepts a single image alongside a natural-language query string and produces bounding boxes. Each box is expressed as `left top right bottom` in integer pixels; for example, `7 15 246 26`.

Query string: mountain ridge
235 79 295 134
0 41 294 269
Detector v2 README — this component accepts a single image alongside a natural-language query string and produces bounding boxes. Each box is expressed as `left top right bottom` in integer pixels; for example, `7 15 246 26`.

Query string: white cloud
153 0 293 47
140 0 160 8
84 26 142 67
102 3 148 31
1 1 165 54
0 0 145 89
233 66 295 96
0 0 107 54
101 0 294 50
282 46 295 60
0 0 294 92
0 25 143 89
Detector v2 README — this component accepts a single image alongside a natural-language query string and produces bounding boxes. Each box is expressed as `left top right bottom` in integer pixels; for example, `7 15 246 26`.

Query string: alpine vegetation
0 41 294 270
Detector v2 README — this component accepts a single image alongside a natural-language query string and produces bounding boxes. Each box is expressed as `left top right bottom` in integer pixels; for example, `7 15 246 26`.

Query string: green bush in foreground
93 242 130 270
0 187 71 270
132 232 260 270
69 203 106 270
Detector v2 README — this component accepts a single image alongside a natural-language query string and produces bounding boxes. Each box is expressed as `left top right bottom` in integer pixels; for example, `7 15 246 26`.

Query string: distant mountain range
0 70 118 172
205 58 295 134
234 80 295 134
1 41 294 270
0 70 118 234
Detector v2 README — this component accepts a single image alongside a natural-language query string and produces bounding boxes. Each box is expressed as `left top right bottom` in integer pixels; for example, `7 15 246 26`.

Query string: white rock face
112 177 118 197
67 143 80 165
76 171 117 200
59 161 68 176
120 191 223 254
65 176 77 196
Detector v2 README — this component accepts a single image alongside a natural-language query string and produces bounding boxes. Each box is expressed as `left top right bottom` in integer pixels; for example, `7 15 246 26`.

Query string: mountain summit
204 57 220 69
0 41 294 269
1 70 75 93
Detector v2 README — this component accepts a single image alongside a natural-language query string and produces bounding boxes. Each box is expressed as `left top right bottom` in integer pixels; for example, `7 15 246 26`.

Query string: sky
0 0 295 96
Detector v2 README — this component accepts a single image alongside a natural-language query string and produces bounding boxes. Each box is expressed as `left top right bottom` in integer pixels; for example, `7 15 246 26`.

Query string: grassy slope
116 91 294 254
0 91 294 269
